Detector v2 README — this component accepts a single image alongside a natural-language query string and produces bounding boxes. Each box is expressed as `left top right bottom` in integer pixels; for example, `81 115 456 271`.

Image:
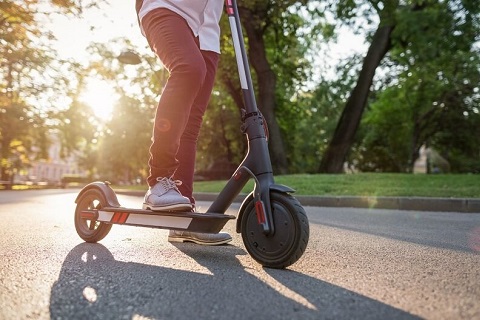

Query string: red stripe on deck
118 212 129 224
111 212 129 224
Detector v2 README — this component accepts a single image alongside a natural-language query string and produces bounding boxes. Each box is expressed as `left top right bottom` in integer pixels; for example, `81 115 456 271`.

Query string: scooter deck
80 207 235 234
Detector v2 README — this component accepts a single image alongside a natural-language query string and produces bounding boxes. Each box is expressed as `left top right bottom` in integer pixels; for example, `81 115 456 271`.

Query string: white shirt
138 0 224 53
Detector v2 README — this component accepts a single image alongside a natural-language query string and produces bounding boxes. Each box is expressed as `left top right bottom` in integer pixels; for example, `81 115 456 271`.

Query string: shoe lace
156 177 182 193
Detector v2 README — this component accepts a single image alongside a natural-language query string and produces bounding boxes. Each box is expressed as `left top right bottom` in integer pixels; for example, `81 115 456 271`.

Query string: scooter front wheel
74 188 112 243
240 192 309 268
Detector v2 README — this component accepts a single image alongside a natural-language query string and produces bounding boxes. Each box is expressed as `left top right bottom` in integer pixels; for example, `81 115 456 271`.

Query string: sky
48 2 145 61
46 2 367 121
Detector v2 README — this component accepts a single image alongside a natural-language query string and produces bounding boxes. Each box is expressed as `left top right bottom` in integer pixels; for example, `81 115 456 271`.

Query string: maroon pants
142 8 219 203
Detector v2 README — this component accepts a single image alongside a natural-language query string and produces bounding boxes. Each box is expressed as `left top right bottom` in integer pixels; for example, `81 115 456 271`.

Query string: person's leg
141 8 232 245
168 49 231 244
174 50 219 205
141 9 206 211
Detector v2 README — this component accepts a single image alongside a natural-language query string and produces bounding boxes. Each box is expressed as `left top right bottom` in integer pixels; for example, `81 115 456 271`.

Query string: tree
319 0 397 173
354 0 480 173
218 0 322 174
97 95 152 183
319 0 480 173
1 1 55 182
393 0 480 172
0 0 98 184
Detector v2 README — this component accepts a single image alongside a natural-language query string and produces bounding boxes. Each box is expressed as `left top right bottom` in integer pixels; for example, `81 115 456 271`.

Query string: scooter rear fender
75 181 121 208
236 184 295 233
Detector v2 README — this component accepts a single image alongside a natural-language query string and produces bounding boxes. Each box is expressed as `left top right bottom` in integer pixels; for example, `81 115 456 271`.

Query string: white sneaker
168 230 232 246
143 177 192 212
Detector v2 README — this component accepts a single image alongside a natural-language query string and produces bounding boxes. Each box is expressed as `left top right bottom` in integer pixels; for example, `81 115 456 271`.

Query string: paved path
0 189 479 319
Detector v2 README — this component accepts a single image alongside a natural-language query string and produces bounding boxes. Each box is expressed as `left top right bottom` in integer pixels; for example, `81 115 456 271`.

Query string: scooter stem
206 0 276 235
225 0 257 114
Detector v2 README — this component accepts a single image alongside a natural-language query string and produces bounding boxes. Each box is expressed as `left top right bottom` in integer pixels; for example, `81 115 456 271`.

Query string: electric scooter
74 0 309 269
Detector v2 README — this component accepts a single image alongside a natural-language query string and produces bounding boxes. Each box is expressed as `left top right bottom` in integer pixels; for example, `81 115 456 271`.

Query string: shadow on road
50 243 420 320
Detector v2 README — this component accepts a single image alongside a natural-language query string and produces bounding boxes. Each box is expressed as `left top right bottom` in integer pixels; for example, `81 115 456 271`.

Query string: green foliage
96 95 153 183
431 107 480 173
196 91 244 175
0 0 103 183
356 0 480 173
287 76 349 173
2 0 479 182
54 99 98 158
217 0 330 174
356 86 413 172
0 1 63 179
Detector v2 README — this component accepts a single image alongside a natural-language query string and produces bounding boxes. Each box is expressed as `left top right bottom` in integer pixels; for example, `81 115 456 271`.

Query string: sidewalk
116 190 480 213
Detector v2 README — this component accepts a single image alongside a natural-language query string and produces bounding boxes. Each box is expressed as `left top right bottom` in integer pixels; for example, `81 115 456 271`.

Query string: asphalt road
0 189 479 320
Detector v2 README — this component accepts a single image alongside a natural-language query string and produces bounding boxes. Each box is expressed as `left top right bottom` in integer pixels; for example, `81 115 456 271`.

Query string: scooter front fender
236 184 295 233
75 181 121 208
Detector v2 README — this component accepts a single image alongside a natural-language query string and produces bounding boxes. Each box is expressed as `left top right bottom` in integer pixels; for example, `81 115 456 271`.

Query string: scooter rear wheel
74 188 112 243
241 192 309 268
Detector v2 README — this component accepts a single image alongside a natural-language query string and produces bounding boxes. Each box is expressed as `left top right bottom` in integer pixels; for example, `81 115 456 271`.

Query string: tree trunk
239 8 289 174
318 24 394 173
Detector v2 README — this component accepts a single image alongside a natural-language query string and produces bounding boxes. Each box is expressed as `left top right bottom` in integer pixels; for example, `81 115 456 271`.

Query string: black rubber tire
241 192 309 268
74 188 112 243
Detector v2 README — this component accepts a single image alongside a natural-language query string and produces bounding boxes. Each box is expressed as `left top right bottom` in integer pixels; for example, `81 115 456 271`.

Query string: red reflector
225 0 234 15
234 171 242 180
255 201 266 224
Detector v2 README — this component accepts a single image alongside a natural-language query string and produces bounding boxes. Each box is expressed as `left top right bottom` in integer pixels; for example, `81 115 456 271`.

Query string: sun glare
80 78 119 121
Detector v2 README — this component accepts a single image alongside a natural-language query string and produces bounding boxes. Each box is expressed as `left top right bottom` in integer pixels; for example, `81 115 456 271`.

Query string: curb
293 195 480 213
116 190 480 213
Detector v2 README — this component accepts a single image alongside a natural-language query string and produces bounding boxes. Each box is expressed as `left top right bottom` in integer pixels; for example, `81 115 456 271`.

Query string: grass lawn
191 173 480 198
6 173 475 198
